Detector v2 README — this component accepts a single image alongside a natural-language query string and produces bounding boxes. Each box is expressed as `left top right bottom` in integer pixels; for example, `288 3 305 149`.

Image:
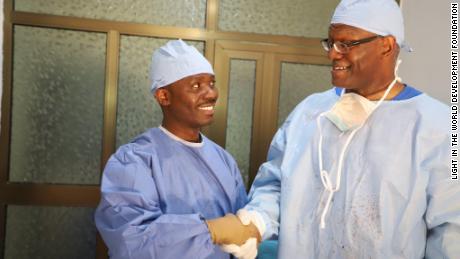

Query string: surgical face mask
325 92 376 131
325 59 403 132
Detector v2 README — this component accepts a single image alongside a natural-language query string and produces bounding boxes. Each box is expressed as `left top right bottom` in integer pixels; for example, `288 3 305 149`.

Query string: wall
1 0 3 131
0 0 450 133
399 0 450 104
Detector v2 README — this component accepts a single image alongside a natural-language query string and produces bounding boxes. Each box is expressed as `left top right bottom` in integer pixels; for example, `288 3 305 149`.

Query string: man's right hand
206 214 261 245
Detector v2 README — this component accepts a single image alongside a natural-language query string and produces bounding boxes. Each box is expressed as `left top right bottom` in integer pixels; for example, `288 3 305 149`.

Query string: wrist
237 209 267 238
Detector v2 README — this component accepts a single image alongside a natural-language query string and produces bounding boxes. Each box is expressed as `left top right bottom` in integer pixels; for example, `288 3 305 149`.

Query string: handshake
206 209 266 259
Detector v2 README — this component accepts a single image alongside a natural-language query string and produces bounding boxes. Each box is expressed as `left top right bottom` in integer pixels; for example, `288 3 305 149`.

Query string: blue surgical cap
331 0 412 51
149 40 214 92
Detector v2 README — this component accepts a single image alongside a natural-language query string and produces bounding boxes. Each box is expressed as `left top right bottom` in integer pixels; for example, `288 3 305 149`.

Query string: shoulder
295 88 337 112
202 135 239 167
281 88 337 131
380 93 449 148
415 94 449 116
410 94 449 134
101 129 166 192
267 89 336 152
129 127 164 147
111 128 164 164
202 136 234 158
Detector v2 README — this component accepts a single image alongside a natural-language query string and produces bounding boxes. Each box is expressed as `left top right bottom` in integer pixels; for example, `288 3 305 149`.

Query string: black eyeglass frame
321 35 383 54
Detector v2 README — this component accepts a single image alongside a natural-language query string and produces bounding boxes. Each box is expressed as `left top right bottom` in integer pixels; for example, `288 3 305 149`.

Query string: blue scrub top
95 127 247 259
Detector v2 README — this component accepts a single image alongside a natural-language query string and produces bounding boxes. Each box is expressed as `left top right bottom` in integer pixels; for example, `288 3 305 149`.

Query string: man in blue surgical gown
95 40 260 259
229 0 460 258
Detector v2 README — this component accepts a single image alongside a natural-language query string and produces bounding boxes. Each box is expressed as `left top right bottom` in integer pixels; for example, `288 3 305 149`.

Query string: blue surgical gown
246 88 458 258
95 127 247 259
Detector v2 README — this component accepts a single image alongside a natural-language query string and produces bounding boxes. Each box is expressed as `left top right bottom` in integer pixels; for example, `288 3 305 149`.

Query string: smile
198 105 214 111
333 65 349 70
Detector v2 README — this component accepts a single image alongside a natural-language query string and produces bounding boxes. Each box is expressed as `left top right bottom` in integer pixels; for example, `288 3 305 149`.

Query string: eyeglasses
321 35 382 54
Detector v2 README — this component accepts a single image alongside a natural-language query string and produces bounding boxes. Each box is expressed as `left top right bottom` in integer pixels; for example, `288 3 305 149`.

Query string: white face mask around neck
324 91 377 132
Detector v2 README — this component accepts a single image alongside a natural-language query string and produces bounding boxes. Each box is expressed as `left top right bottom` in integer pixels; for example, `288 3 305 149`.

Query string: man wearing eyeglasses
224 0 459 258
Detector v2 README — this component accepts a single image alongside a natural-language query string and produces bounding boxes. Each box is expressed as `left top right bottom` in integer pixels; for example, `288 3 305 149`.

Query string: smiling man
95 40 259 259
230 0 459 258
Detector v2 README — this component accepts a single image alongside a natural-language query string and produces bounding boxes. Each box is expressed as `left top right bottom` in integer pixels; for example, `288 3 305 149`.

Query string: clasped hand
206 213 261 245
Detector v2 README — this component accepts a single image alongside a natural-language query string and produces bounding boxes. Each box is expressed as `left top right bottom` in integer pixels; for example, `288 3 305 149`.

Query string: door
211 40 331 186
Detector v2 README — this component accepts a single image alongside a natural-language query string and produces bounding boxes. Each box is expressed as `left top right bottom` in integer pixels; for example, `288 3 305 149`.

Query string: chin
332 80 354 90
332 78 345 87
197 119 214 128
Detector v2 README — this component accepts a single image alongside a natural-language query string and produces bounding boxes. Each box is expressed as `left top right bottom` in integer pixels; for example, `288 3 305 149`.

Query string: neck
161 122 201 143
348 80 404 101
364 81 404 101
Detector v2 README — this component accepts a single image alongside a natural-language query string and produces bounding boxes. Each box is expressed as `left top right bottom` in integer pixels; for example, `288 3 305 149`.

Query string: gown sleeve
424 134 460 258
244 119 290 240
229 153 249 211
95 146 216 259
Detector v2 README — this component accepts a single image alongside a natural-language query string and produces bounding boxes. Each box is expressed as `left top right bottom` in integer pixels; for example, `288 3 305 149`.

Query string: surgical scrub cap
331 0 412 51
150 39 214 92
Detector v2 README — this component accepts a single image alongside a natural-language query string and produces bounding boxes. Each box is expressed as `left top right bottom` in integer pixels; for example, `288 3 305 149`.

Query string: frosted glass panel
10 26 105 184
278 62 331 126
4 205 96 259
219 0 340 37
117 36 204 146
15 0 206 28
225 59 256 186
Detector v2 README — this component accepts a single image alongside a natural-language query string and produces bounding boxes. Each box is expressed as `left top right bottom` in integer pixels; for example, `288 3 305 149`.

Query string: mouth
198 105 214 111
331 64 351 82
197 104 216 115
332 65 350 71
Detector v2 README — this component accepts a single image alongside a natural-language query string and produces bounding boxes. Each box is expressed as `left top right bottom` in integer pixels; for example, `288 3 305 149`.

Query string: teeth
198 106 214 111
333 66 348 70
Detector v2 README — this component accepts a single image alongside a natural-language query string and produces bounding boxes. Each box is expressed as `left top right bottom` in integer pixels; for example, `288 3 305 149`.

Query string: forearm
96 202 216 258
245 162 281 239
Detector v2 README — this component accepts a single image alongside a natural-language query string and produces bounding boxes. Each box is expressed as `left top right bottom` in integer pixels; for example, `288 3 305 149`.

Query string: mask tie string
317 60 401 229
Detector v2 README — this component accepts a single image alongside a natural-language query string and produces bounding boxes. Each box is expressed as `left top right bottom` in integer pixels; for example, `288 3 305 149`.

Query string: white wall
399 0 450 104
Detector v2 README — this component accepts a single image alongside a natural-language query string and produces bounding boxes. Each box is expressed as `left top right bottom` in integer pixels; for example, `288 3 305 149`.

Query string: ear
154 88 171 106
381 36 397 57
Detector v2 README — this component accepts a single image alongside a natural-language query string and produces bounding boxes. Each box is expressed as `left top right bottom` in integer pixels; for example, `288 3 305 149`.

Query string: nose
203 84 218 101
327 45 343 61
